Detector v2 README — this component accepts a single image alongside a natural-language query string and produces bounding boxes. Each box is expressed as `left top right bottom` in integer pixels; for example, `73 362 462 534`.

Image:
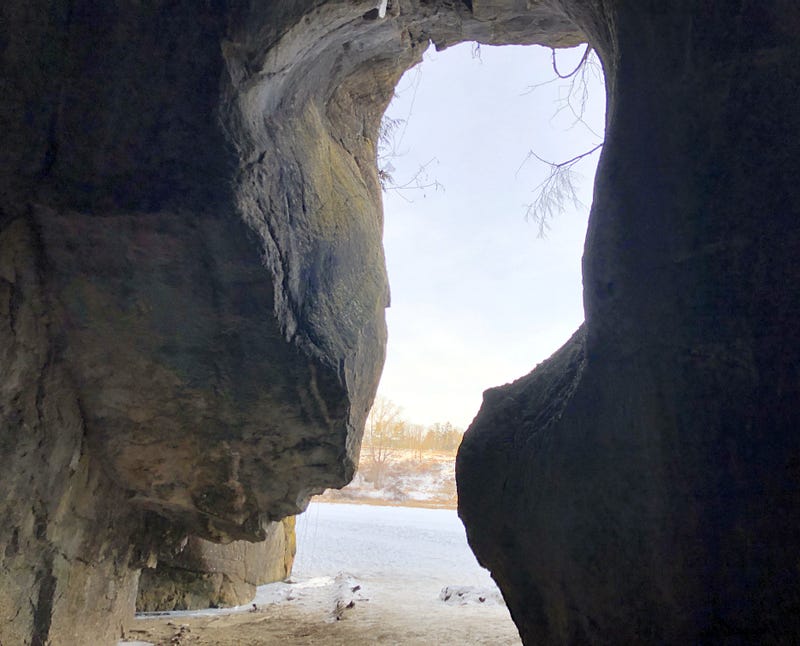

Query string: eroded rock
5 0 796 644
0 1 580 643
137 518 296 611
459 3 800 643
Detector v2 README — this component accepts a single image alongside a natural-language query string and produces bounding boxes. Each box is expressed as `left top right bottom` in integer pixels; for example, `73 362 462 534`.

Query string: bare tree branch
519 46 604 235
522 143 603 237
551 44 592 80
376 65 445 199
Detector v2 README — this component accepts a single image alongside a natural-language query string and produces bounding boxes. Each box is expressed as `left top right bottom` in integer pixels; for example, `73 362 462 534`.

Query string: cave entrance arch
290 39 605 642
4 1 799 643
266 2 800 641
321 37 605 507
377 41 603 442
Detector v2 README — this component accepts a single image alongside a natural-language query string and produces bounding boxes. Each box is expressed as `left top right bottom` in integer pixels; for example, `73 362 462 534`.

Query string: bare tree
407 423 426 463
520 45 604 235
363 396 405 487
423 422 464 453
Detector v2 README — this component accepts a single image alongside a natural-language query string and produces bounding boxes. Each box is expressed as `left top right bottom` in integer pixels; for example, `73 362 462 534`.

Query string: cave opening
312 40 604 508
379 41 605 431
292 40 606 642
7 1 798 643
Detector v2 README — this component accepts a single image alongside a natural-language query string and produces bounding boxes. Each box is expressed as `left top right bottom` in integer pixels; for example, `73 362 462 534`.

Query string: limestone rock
137 518 296 611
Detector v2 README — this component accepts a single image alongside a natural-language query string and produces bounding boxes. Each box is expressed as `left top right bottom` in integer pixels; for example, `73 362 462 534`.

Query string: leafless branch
551 44 592 79
522 143 603 237
382 158 444 202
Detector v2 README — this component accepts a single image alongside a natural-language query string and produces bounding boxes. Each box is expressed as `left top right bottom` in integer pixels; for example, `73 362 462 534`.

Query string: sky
377 42 606 430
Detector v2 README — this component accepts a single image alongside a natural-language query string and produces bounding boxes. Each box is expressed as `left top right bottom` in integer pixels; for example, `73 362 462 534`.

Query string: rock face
2 1 798 644
1 2 586 642
137 518 296 611
1 2 578 642
458 2 800 644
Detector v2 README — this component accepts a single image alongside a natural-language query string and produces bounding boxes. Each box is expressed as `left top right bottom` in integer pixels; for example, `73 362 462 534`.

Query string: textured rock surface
4 0 797 644
137 518 296 611
0 217 144 645
0 1 580 643
458 2 800 644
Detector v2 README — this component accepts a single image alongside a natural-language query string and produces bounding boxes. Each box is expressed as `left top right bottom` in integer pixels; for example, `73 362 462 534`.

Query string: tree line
360 396 465 486
364 396 464 456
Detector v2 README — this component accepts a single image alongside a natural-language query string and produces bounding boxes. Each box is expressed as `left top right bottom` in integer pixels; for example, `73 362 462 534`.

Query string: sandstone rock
137 518 296 611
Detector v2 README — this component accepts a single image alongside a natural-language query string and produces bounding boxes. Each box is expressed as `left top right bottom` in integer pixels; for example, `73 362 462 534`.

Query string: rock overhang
0 1 603 642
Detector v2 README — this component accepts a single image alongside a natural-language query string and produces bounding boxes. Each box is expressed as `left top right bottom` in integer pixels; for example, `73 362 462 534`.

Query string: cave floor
123 503 521 645
125 597 521 645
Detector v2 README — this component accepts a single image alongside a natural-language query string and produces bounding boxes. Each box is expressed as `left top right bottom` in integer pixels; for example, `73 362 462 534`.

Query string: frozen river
123 502 522 645
295 502 497 591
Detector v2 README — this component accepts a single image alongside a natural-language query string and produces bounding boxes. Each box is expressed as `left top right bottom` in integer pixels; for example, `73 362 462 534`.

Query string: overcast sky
377 42 606 430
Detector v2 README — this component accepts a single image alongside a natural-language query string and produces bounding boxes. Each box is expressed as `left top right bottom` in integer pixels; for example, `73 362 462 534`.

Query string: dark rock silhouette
459 3 800 643
1 1 798 644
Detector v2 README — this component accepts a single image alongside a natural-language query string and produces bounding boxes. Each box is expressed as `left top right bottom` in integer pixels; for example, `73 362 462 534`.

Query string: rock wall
458 2 800 644
2 1 394 642
0 217 143 644
3 0 798 643
137 518 295 611
1 2 585 642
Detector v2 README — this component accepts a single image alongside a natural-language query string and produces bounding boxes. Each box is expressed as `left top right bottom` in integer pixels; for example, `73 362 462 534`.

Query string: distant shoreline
312 494 457 511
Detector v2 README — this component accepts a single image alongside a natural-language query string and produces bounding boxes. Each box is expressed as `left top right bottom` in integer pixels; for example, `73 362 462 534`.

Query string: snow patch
440 585 505 606
122 504 514 644
252 571 368 622
316 450 458 508
330 572 369 621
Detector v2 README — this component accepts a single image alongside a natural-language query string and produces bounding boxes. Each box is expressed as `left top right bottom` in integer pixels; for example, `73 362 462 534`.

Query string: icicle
378 0 388 18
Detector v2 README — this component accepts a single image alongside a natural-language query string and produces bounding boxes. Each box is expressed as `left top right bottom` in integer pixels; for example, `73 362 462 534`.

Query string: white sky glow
377 42 606 429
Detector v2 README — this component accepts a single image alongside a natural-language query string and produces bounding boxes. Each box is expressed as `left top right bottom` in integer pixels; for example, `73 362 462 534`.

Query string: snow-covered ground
316 450 458 507
121 503 521 645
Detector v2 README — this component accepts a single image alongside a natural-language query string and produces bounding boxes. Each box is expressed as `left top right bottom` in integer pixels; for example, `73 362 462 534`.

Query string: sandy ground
124 593 521 645
121 503 522 646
